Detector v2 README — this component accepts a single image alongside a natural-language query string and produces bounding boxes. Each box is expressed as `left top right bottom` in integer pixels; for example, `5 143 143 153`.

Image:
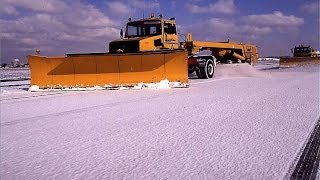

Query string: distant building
11 59 22 67
0 63 8 68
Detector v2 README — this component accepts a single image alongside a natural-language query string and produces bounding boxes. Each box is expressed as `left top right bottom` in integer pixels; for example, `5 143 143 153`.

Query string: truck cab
292 45 317 57
109 13 179 53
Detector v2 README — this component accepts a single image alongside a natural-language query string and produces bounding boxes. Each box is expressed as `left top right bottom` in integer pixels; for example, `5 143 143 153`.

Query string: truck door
163 22 178 49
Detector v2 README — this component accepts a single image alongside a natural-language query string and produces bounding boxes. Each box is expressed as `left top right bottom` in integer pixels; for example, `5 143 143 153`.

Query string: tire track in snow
1 89 103 102
0 92 66 102
190 77 250 85
0 83 29 87
0 92 175 127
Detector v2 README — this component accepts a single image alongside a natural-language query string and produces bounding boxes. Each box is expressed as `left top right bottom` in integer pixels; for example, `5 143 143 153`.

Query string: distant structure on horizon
12 59 22 67
0 59 29 68
258 57 280 61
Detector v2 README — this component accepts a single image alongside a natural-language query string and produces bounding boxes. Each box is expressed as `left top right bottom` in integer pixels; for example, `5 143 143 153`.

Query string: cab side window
150 26 157 35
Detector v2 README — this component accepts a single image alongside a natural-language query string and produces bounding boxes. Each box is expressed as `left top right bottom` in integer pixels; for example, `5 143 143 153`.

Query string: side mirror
120 29 123 39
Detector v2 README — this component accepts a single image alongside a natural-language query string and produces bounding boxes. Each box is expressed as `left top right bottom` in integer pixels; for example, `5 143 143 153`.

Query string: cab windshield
126 20 162 38
295 47 311 53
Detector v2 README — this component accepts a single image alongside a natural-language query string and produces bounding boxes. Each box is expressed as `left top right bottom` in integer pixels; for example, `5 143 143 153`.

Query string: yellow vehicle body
182 35 259 65
279 45 320 67
28 50 188 89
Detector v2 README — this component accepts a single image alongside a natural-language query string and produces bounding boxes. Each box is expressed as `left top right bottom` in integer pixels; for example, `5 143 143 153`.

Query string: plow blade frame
279 57 320 68
28 50 188 89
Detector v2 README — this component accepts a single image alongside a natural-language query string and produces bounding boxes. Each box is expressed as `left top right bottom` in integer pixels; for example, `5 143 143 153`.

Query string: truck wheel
198 59 214 79
196 70 203 78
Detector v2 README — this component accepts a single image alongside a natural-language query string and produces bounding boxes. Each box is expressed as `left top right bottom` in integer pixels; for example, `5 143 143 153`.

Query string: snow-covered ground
0 68 30 81
1 63 319 179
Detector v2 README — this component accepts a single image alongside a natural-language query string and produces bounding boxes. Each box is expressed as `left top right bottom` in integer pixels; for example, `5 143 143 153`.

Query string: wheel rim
207 63 213 75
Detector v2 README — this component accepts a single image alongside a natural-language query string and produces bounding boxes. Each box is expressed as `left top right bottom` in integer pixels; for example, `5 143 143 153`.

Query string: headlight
116 49 124 53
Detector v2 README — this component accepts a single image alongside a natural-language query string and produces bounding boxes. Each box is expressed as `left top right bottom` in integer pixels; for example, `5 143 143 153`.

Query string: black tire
188 70 194 74
198 59 214 79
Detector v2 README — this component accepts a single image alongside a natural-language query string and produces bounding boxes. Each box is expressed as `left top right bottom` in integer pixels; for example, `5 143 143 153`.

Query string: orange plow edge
27 50 189 90
279 57 320 68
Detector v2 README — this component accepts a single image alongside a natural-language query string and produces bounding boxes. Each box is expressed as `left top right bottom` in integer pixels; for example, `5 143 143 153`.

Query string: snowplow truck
279 45 320 67
109 14 220 79
28 14 188 89
28 13 258 89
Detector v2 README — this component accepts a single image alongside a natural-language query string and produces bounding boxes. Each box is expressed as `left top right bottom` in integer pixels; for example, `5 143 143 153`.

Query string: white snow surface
0 68 30 80
1 63 319 179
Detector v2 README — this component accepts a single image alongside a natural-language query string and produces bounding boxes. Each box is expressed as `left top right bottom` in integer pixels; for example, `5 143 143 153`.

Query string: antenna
143 0 145 19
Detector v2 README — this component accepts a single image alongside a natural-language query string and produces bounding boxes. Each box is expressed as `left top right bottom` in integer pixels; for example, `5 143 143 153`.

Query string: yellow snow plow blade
279 57 320 68
28 50 188 89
